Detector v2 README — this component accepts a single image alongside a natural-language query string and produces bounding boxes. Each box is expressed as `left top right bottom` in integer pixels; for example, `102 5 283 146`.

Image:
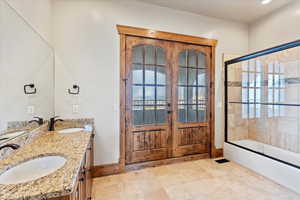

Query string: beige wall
52 0 249 165
6 0 52 43
249 0 300 52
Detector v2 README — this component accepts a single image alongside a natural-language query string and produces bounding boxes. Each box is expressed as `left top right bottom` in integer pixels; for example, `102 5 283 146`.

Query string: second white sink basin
58 128 84 134
0 156 66 185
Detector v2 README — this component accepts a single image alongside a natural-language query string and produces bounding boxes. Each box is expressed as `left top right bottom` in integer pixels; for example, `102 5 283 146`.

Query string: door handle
167 110 173 114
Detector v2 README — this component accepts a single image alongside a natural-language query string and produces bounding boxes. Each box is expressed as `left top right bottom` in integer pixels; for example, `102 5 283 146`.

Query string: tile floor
92 159 300 200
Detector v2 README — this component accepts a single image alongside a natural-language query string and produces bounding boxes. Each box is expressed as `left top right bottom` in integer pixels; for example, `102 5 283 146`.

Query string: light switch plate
27 105 35 114
72 104 79 114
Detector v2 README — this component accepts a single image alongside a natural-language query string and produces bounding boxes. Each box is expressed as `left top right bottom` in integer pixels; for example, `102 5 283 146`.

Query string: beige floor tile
92 159 300 200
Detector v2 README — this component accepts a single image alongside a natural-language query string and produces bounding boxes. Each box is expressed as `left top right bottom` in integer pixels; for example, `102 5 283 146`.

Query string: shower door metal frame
224 39 300 170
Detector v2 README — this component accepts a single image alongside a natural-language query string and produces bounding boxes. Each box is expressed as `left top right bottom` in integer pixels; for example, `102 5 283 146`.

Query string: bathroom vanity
0 128 94 200
54 134 94 200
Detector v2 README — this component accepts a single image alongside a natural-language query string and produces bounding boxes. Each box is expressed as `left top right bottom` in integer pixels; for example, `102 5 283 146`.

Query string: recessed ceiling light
261 0 273 5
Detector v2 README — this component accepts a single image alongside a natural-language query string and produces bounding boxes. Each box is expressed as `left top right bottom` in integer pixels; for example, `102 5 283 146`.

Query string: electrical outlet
27 105 35 114
72 104 79 114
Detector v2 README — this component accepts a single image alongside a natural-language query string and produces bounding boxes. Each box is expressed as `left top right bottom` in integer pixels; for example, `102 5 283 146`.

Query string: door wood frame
118 25 218 171
117 25 218 47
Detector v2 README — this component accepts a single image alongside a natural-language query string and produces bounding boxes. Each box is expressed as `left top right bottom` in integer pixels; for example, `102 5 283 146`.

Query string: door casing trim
118 25 218 171
117 25 218 47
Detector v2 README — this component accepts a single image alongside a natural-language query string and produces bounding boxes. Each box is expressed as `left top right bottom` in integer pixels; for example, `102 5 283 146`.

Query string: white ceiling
135 0 294 23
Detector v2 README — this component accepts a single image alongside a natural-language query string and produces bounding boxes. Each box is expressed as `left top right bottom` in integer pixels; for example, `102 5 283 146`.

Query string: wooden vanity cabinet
52 136 94 200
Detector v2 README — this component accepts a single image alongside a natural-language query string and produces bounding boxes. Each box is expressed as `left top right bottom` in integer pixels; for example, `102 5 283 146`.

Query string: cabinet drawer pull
79 177 85 182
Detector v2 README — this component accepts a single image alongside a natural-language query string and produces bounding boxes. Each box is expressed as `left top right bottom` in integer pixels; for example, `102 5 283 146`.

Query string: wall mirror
0 1 54 144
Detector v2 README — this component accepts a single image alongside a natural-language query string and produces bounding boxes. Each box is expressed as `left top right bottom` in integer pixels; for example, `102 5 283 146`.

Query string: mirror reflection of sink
0 156 66 185
57 128 84 134
0 131 26 141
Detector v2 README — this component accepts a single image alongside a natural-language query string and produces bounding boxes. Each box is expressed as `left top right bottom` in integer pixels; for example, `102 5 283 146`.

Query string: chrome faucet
49 116 64 131
0 144 20 151
29 117 44 126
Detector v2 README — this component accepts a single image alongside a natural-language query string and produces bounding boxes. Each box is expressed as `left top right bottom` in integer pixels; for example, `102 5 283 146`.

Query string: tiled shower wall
227 46 300 154
227 62 249 142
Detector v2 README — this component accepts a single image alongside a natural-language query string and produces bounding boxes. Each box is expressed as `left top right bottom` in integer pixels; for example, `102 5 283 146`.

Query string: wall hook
24 84 37 94
68 84 80 95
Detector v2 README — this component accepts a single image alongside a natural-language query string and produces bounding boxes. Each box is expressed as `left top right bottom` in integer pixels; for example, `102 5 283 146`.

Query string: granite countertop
1 127 29 136
1 122 41 136
0 130 92 200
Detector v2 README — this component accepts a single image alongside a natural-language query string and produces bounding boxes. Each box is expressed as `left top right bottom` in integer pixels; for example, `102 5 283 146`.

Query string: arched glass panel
132 45 167 125
178 50 208 122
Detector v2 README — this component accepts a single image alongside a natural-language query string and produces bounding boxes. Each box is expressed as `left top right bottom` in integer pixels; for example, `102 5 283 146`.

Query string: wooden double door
125 36 212 164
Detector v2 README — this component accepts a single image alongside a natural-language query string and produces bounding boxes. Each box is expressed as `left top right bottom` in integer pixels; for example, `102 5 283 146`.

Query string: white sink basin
58 128 84 134
0 131 26 140
0 156 66 185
